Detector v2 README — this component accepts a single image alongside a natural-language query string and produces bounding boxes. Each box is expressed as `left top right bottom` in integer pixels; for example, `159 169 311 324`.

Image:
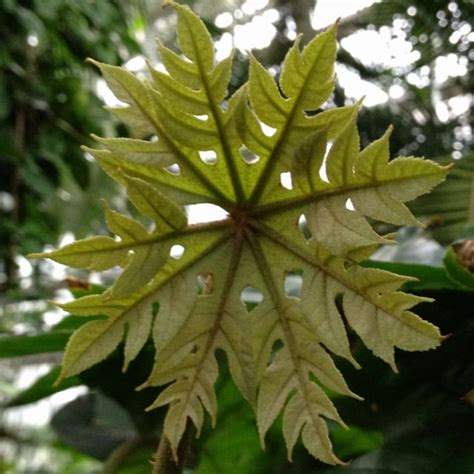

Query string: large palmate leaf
31 2 449 465
411 153 474 244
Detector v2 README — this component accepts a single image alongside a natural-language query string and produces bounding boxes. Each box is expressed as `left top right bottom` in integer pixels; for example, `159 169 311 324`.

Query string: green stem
183 11 245 203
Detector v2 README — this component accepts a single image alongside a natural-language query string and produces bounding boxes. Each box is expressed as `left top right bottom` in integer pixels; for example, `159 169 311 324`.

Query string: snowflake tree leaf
33 3 450 466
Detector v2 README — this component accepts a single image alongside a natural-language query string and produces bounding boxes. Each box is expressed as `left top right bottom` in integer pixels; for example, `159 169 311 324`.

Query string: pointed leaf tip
53 373 64 388
85 58 100 67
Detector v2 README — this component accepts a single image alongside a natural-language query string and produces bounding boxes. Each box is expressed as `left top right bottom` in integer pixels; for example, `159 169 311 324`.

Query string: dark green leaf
361 260 460 291
0 331 71 358
444 247 474 290
6 366 81 407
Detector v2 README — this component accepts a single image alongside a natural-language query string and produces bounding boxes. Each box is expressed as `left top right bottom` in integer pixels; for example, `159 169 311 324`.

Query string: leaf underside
31 2 449 465
411 152 474 244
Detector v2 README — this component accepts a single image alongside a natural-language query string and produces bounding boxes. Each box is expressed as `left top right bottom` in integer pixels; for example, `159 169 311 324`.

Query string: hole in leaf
221 99 230 111
259 121 277 137
83 150 95 163
319 140 333 183
97 78 126 107
180 53 192 64
272 339 284 352
268 66 278 77
284 271 303 298
267 339 284 363
197 273 214 295
345 198 355 211
239 146 260 164
335 293 345 319
165 163 181 175
298 214 312 240
170 244 185 260
333 292 357 342
142 133 157 142
280 172 293 190
186 203 229 224
198 150 217 165
196 114 209 121
241 285 264 312
153 63 167 74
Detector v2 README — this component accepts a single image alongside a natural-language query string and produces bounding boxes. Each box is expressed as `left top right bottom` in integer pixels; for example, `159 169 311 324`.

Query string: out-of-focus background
0 0 473 473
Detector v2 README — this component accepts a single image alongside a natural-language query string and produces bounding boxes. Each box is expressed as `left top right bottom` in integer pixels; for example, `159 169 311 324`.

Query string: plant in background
0 0 142 291
32 1 448 470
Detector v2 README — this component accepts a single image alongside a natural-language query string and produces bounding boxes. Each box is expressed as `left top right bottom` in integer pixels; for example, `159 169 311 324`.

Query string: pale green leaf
307 196 394 256
36 4 449 466
88 147 217 205
60 318 124 378
122 175 187 230
152 92 220 149
103 201 149 242
157 39 200 90
89 56 234 206
141 241 256 456
148 65 208 115
30 236 127 271
171 1 215 72
105 104 155 137
280 25 337 109
292 128 328 193
325 119 360 186
88 59 157 127
93 134 176 168
57 290 154 375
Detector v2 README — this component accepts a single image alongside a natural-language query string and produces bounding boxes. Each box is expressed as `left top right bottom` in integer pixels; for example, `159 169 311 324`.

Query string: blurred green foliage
0 0 141 289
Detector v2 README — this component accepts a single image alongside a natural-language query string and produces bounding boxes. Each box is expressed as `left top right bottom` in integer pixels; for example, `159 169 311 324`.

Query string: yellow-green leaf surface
31 1 449 464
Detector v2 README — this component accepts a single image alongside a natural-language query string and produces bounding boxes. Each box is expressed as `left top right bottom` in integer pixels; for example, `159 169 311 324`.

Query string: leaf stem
152 424 194 474
31 219 232 260
245 229 329 445
246 89 302 207
252 171 447 217
186 18 246 203
152 434 179 474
